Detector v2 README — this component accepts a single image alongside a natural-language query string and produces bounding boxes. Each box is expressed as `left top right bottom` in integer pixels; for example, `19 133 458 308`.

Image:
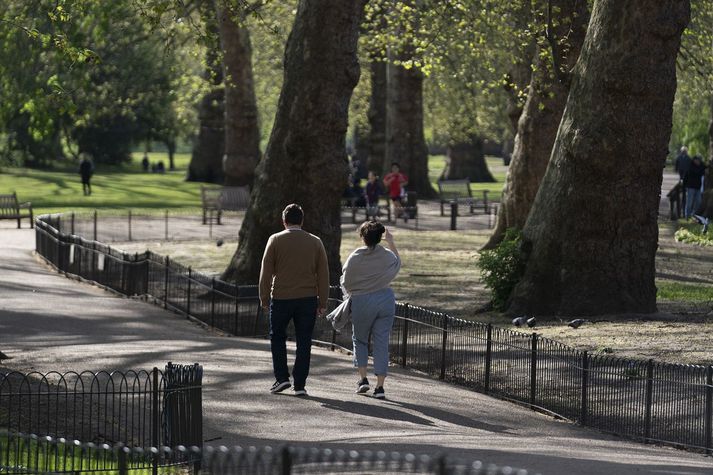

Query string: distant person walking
259 204 329 396
365 171 383 219
684 155 707 219
78 154 94 196
341 221 401 400
141 153 150 172
383 163 408 219
675 146 691 181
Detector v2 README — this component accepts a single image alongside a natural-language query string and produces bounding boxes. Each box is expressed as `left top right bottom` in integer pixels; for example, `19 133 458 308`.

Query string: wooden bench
343 193 392 224
201 185 250 225
437 179 490 216
0 192 33 228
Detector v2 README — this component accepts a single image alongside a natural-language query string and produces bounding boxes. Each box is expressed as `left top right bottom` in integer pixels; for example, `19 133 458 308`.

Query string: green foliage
674 223 713 247
478 228 525 311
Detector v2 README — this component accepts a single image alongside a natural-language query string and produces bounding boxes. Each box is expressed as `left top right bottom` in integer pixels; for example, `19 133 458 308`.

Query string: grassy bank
0 154 506 215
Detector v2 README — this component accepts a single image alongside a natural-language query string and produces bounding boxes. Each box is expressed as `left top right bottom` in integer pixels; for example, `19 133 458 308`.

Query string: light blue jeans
351 288 395 375
685 187 702 218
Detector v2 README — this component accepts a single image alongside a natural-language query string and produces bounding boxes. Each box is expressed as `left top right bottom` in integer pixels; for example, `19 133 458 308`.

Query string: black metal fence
0 363 203 451
0 432 532 475
35 213 713 454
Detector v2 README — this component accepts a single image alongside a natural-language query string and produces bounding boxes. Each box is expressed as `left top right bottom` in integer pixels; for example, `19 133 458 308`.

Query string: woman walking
341 221 401 399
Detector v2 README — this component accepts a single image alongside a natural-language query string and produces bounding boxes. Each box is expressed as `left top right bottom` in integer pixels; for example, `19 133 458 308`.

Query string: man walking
259 204 329 396
78 154 94 196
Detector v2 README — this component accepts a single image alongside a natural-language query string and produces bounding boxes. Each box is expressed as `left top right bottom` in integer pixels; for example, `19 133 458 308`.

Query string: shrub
478 228 526 311
674 225 713 246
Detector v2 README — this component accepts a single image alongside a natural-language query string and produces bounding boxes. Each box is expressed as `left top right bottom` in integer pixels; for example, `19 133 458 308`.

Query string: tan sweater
259 228 329 308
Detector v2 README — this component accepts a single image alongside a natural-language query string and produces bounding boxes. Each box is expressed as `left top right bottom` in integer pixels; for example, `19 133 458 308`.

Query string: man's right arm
259 236 276 309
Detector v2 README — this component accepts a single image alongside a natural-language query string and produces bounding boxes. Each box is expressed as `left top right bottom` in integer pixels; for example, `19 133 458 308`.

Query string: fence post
210 277 216 328
401 304 410 368
93 210 97 241
234 282 240 336
450 201 458 230
164 210 169 241
280 446 292 475
530 333 538 407
117 446 128 475
580 351 589 426
128 210 132 241
71 212 75 235
644 359 654 442
484 323 492 393
483 190 489 214
187 267 192 317
435 454 447 475
440 314 448 380
152 367 159 475
164 256 170 309
705 365 712 454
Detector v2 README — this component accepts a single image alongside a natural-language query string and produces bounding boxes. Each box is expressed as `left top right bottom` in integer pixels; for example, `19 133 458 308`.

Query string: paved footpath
1 226 712 475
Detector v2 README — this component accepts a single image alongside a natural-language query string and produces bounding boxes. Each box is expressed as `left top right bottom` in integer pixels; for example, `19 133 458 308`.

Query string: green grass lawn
1 154 508 215
0 152 202 215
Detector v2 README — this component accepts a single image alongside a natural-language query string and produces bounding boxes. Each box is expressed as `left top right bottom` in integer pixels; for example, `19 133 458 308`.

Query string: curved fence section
34 213 713 453
0 364 202 450
0 432 532 475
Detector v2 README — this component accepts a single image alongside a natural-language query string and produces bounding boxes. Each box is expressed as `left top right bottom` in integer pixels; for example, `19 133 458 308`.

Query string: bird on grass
0 351 12 363
216 239 224 247
512 316 537 328
568 319 590 329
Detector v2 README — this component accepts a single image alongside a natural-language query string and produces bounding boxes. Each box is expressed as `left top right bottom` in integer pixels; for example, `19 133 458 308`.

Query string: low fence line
34 213 713 454
0 431 531 475
0 363 203 457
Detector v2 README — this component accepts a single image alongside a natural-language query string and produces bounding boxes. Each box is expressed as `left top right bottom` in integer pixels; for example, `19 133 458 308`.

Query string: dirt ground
116 214 713 365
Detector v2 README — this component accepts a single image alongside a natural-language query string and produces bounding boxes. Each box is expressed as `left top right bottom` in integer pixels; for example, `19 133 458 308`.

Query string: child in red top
383 162 408 219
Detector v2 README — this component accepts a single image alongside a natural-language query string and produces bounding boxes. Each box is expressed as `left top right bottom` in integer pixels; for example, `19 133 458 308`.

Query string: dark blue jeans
269 296 318 389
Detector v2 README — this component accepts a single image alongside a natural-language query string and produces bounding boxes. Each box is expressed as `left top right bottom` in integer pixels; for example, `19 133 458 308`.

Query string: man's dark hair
282 204 304 225
391 162 400 169
359 220 385 247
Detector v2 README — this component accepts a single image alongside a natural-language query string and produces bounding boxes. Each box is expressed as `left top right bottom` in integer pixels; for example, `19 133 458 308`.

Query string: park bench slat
0 192 34 228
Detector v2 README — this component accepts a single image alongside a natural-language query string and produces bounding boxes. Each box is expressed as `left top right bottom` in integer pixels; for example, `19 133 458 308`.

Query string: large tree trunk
367 60 387 174
700 96 713 218
386 61 436 197
507 0 689 317
441 136 495 182
188 2 224 184
484 0 589 249
217 2 261 187
222 0 366 284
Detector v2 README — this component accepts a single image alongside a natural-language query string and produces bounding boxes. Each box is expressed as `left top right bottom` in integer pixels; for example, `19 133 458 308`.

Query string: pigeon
216 239 224 247
512 316 527 327
568 319 589 329
512 316 536 328
0 351 12 363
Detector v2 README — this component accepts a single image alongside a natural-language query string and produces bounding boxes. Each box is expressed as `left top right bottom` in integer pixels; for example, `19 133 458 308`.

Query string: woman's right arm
383 228 399 259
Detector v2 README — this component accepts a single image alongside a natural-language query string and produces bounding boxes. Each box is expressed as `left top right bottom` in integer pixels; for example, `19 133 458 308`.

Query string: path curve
0 226 711 475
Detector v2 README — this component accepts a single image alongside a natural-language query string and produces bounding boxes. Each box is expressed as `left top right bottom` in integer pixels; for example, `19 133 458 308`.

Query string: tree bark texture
222 0 366 284
504 1 536 134
441 137 495 182
386 62 436 198
507 0 690 317
484 0 589 250
216 2 261 187
188 2 225 184
701 96 713 218
367 60 387 174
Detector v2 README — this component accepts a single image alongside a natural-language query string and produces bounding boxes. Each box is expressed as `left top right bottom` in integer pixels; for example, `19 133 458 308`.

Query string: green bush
478 228 526 311
674 224 713 246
